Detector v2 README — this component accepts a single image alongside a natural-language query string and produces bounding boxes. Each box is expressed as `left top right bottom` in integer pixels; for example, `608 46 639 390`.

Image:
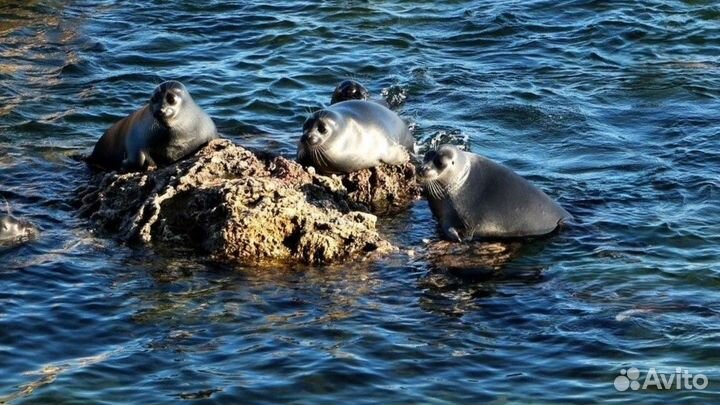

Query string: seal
88 80 218 171
331 80 371 104
418 144 571 241
330 80 388 107
297 100 415 174
0 214 37 247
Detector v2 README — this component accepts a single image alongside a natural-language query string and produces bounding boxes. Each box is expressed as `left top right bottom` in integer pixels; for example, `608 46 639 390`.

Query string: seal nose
421 161 440 178
307 134 321 145
301 131 321 146
160 106 174 118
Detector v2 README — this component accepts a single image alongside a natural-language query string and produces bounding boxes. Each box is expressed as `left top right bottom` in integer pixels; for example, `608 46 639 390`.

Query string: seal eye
166 93 177 105
317 120 327 134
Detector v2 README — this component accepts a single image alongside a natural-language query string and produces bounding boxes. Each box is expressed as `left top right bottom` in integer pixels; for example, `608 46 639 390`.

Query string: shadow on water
413 237 557 317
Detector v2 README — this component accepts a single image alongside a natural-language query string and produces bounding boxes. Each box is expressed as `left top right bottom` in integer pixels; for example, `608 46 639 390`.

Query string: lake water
1 1 719 404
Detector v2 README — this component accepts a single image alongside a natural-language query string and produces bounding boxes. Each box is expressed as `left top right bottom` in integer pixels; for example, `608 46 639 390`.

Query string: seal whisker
426 181 437 199
431 181 446 200
430 180 448 200
310 148 319 168
434 182 443 199
314 147 331 170
423 180 432 197
424 180 436 199
313 149 324 169
308 148 321 169
297 146 307 164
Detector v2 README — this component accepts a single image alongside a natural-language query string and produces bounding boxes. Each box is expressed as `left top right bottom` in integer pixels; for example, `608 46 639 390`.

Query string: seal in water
297 100 415 174
331 80 371 104
88 80 218 171
418 144 571 241
330 80 389 107
0 208 38 247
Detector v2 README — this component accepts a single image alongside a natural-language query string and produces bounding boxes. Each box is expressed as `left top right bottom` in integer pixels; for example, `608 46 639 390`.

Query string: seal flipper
431 193 469 242
140 152 157 170
443 226 463 242
122 150 156 172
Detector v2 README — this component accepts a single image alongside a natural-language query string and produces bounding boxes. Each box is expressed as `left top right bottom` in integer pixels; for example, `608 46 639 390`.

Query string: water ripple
0 1 719 404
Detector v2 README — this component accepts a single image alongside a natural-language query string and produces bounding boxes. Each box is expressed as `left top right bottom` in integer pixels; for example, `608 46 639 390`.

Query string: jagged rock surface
77 139 421 265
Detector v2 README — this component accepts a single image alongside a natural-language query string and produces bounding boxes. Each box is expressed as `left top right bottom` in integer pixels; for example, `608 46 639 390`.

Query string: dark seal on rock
88 80 217 171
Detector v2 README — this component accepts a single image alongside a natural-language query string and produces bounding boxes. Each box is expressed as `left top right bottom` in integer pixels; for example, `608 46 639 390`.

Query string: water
1 0 719 403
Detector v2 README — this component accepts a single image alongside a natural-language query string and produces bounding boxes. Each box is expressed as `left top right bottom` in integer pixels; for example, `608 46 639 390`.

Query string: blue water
1 1 720 403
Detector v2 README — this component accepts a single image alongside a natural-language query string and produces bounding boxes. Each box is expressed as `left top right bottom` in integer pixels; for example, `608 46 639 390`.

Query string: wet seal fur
87 80 217 171
418 144 571 242
298 100 415 174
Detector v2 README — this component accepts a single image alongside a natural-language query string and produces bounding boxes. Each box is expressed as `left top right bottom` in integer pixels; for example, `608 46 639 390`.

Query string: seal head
300 110 341 149
418 144 470 198
331 80 370 104
149 80 187 125
137 80 218 168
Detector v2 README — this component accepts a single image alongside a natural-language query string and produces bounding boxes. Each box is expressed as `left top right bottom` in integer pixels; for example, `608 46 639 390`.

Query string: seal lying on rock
418 144 571 242
297 100 415 174
330 80 389 107
87 80 218 171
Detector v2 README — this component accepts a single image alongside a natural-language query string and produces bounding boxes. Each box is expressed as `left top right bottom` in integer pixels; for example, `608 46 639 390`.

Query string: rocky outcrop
76 139 421 265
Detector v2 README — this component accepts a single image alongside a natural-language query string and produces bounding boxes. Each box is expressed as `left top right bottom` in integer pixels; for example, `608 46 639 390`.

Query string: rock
420 240 527 280
341 162 421 215
76 139 421 265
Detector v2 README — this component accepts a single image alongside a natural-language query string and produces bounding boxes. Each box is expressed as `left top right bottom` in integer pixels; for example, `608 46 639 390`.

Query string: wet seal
88 80 217 171
298 100 415 174
330 79 389 107
418 144 571 241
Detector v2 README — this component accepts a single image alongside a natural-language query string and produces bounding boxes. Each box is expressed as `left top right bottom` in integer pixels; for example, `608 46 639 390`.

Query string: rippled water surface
1 1 720 403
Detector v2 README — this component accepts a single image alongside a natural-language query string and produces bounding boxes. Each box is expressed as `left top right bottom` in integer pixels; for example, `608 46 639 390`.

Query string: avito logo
614 367 709 392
